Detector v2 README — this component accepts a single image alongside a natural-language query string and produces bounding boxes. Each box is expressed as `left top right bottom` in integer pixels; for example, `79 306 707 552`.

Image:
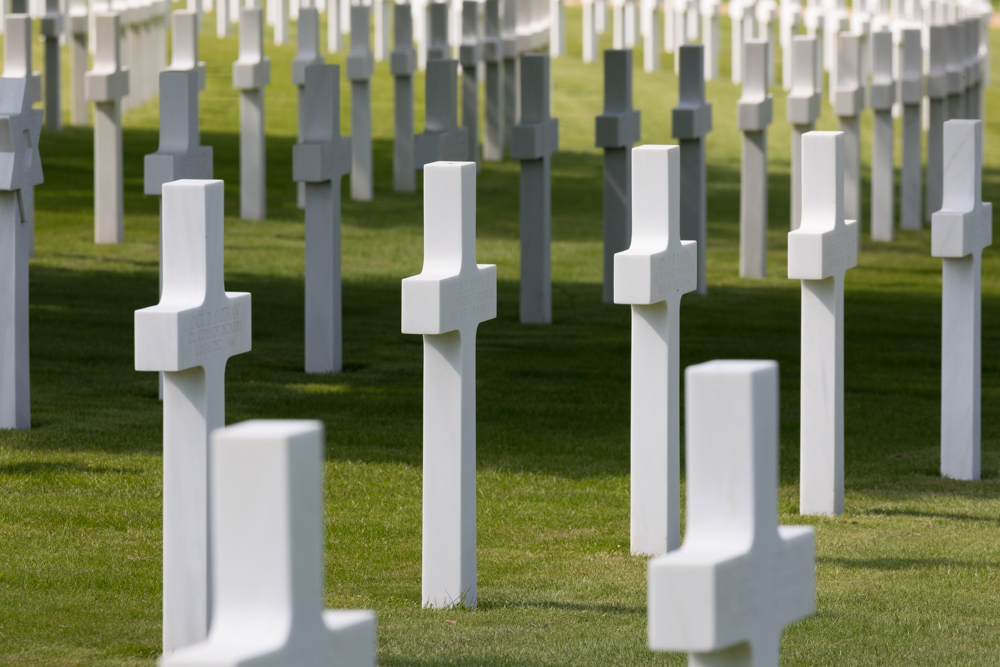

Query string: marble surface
738 39 772 278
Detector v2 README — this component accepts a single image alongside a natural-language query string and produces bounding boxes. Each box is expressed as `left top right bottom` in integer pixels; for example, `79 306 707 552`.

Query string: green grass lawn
1 7 999 665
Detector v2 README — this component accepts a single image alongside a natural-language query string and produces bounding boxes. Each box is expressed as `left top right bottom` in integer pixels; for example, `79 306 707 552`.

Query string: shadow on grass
478 597 645 616
860 507 1000 525
817 556 991 571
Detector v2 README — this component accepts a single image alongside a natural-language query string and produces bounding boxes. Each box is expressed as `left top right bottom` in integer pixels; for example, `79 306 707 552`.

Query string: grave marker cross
69 0 89 125
833 32 864 238
614 145 696 557
460 0 482 166
483 0 504 161
0 77 43 430
512 53 559 324
348 5 375 201
787 36 820 231
738 39 773 278
932 120 992 481
648 360 815 666
596 49 641 303
85 13 129 244
40 0 63 131
926 25 947 223
672 44 712 295
899 28 923 230
293 64 352 374
788 131 857 516
415 59 469 167
401 161 497 608
391 2 417 191
869 29 895 242
292 7 324 209
135 180 252 653
169 10 207 91
159 420 376 667
232 7 271 221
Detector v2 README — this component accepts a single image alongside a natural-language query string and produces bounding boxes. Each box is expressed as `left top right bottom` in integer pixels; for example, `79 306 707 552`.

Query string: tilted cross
402 161 497 608
614 145 695 557
159 420 375 666
788 131 857 517
649 360 815 667
134 180 251 652
932 119 992 481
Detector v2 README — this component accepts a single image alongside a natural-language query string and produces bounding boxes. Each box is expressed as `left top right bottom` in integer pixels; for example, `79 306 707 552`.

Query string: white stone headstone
787 35 820 231
899 28 922 230
501 0 518 152
672 44 711 295
232 7 270 221
582 0 597 63
869 29 895 242
788 131 857 517
700 0 719 79
596 49 641 303
0 77 43 430
373 0 389 62
69 0 88 125
944 22 964 121
144 69 213 194
85 12 129 244
392 2 417 191
779 0 800 90
512 53 559 324
292 7 324 210
459 0 481 166
483 0 504 160
40 0 61 131
614 145 695 557
729 0 745 83
932 120 991 481
641 0 660 71
833 32 863 239
328 0 341 52
293 64 352 374
428 2 450 60
169 10 206 92
926 24 947 223
648 359 815 666
401 161 497 609
550 0 565 56
738 39 772 278
348 5 374 201
416 58 469 167
158 420 376 667
135 180 251 653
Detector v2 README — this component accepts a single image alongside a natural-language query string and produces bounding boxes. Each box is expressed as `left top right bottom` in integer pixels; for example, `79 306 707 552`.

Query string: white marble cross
40 0 62 130
869 29 895 242
144 68 213 194
899 28 922 230
788 131 857 517
3 15 42 259
932 120 992 481
614 145 695 557
926 24 947 224
641 0 660 72
293 64 352 375
135 180 251 654
373 0 390 62
738 38 773 278
700 0 720 79
0 77 43 430
85 12 129 244
779 0 801 90
348 5 375 201
944 22 965 121
785 35 820 230
483 0 504 160
833 32 863 238
169 10 206 92
596 49 641 303
401 161 497 609
392 2 417 191
159 420 376 667
415 59 469 167
428 2 450 60
582 0 597 63
459 0 481 166
501 0 518 152
292 6 324 209
648 360 815 666
672 44 711 295
232 7 270 221
512 53 559 324
69 0 89 125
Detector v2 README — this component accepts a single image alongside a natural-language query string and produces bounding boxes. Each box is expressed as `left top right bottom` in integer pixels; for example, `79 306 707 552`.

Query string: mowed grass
0 7 999 665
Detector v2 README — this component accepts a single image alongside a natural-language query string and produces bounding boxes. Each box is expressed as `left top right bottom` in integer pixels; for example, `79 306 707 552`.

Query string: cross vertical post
615 145 696 556
392 2 417 190
501 0 518 151
641 0 661 72
932 120 991 480
428 3 450 60
701 0 720 80
582 0 597 63
293 64 353 374
40 0 62 131
944 21 964 120
169 10 207 92
85 12 129 244
787 36 819 231
596 49 641 302
232 7 270 221
483 0 505 159
348 4 375 201
415 58 469 167
834 32 863 239
648 360 815 666
512 53 559 324
401 161 497 609
69 0 89 125
134 180 252 653
672 44 711 295
899 28 922 229
738 39 772 278
374 0 390 61
292 6 324 208
926 24 947 222
869 29 895 242
0 78 43 430
789 131 857 516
